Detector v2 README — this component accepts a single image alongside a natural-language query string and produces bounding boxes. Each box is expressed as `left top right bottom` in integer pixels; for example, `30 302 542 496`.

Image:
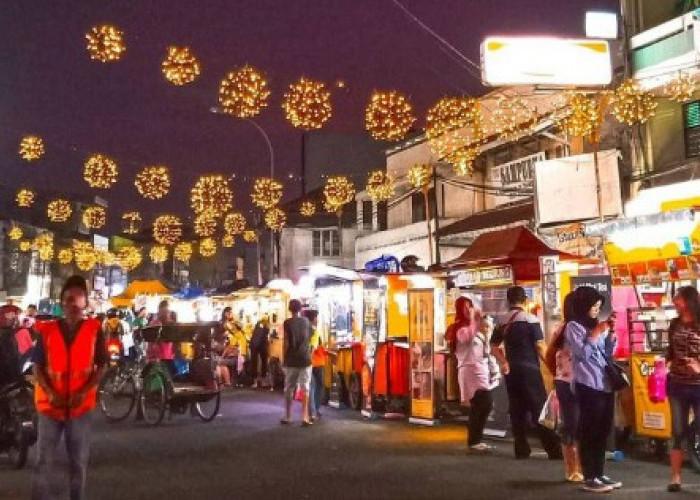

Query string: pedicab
138 323 221 426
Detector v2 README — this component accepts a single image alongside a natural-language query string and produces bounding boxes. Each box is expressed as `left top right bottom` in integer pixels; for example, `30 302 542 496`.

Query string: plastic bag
538 390 559 430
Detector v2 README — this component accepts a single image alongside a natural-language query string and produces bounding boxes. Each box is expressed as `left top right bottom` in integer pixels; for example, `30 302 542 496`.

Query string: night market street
2 390 697 500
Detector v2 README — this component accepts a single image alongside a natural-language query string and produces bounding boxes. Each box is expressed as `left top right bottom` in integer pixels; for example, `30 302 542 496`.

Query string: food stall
109 279 171 312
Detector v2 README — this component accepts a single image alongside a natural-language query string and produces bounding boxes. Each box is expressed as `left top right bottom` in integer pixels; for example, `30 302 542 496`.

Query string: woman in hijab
565 286 619 494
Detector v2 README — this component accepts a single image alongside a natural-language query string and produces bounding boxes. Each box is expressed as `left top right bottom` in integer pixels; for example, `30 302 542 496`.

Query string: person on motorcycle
32 275 108 500
0 306 22 387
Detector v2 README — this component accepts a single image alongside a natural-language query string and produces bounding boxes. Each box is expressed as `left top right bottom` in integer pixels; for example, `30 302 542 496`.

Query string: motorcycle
0 367 37 469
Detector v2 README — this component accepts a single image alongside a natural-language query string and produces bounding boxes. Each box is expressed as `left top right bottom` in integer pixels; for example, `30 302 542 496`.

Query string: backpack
0 327 22 385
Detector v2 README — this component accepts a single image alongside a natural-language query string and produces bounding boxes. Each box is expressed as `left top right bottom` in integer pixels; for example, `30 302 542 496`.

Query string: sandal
301 420 313 427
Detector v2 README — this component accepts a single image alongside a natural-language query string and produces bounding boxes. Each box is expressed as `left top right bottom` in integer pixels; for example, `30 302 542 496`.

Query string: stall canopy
447 226 577 282
111 279 170 307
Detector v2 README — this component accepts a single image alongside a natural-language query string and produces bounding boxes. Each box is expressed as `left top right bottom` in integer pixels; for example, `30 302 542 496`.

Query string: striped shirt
668 320 700 385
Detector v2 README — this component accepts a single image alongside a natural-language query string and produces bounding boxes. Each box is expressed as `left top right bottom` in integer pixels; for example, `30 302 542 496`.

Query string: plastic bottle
648 358 668 404
605 450 624 462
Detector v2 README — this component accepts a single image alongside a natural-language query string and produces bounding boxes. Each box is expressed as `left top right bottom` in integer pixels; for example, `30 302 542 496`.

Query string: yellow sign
629 353 671 439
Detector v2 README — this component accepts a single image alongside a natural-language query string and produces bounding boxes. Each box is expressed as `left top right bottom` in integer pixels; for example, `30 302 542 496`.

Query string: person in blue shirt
565 286 619 494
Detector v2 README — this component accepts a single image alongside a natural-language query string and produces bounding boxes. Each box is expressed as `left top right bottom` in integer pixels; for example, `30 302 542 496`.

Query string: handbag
603 352 629 391
538 390 559 430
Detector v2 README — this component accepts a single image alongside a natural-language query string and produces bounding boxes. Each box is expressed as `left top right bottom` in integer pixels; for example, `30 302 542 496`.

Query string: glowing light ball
190 175 233 216
664 74 696 103
73 242 98 272
153 215 182 245
251 177 283 210
82 206 107 229
162 46 201 86
218 66 270 118
264 207 287 231
84 154 118 189
19 241 32 252
47 199 72 223
118 246 142 271
282 77 332 130
558 92 599 138
490 97 536 141
242 230 258 243
199 238 217 258
19 135 45 161
150 245 169 264
58 248 73 265
223 212 246 235
323 176 355 214
611 80 657 125
425 97 482 162
135 166 170 200
174 242 193 262
222 234 236 248
365 170 395 203
8 227 23 241
447 146 479 176
365 91 416 142
86 25 125 62
16 189 36 208
34 233 54 261
194 212 218 237
408 164 432 191
299 200 316 217
122 211 142 235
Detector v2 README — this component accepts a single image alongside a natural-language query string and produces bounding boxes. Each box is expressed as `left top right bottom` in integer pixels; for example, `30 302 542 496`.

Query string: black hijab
571 286 605 331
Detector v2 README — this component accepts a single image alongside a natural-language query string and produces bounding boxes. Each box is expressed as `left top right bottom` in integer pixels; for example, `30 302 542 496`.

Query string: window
362 200 373 228
684 100 700 158
411 188 436 223
312 229 340 257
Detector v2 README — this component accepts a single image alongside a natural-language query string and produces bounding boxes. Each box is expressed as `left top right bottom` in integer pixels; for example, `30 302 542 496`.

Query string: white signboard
534 150 623 225
487 152 544 206
481 37 612 87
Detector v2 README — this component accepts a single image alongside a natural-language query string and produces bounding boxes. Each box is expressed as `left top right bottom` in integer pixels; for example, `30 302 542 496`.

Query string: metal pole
247 119 274 179
431 169 441 266
423 189 434 266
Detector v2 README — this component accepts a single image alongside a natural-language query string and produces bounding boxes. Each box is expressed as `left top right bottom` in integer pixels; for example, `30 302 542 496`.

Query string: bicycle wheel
195 391 221 423
140 371 167 426
99 368 136 422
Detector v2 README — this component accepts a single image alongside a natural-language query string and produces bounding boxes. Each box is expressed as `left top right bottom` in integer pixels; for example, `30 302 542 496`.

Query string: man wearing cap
32 275 108 500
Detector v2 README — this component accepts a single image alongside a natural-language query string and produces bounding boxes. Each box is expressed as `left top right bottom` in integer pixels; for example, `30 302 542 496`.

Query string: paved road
2 390 699 500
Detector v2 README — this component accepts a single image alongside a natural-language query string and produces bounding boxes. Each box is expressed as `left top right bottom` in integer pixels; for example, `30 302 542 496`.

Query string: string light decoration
82 206 107 229
611 79 657 126
223 212 246 235
150 245 169 264
222 234 236 248
16 189 36 208
408 164 433 191
190 175 233 216
47 199 72 223
365 170 395 203
58 248 73 265
199 238 217 258
194 212 218 237
34 233 54 261
425 97 482 163
218 65 270 118
491 97 536 141
365 91 416 142
323 176 355 214
135 166 170 200
19 241 32 252
242 230 258 243
251 177 283 210
264 207 287 231
8 227 23 241
161 46 201 86
664 74 697 103
84 154 118 189
282 77 332 130
19 135 45 161
299 200 316 217
153 215 182 245
174 242 193 262
98 250 117 267
447 146 479 176
86 25 125 62
117 246 142 271
73 242 98 272
557 92 599 138
122 211 142 235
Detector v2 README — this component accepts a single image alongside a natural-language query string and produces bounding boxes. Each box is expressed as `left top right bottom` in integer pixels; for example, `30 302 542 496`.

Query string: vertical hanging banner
409 289 435 422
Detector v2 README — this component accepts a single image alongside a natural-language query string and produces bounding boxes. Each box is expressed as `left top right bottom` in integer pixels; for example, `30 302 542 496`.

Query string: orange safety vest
35 319 100 420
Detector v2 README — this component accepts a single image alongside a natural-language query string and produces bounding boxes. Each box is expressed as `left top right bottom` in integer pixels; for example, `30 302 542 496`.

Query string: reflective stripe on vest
35 318 100 420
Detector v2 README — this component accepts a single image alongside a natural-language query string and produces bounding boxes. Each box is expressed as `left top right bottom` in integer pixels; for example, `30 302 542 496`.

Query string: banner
629 353 671 439
409 289 435 421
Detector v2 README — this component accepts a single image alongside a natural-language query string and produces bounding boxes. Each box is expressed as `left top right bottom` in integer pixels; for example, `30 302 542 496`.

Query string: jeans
32 411 93 500
668 380 700 450
575 383 614 481
504 366 561 458
308 367 324 416
468 389 493 446
554 380 579 446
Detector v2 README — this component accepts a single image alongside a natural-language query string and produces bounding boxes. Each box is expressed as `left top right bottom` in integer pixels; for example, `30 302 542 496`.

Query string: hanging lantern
264 207 287 231
190 175 233 216
174 242 193 262
194 212 218 237
58 248 73 265
282 77 332 130
425 97 483 163
447 146 479 176
122 211 142 235
150 245 169 264
82 206 107 229
117 246 142 271
199 238 217 258
218 65 270 118
19 241 32 252
664 74 697 103
242 230 258 243
152 215 182 245
408 164 432 191
86 25 125 62
84 154 118 189
222 234 236 248
47 199 72 223
73 242 98 271
16 189 36 208
251 177 283 210
162 46 201 86
299 200 316 217
323 176 355 214
19 135 45 161
365 170 395 203
8 227 23 241
135 166 170 200
364 91 416 142
34 233 54 261
558 92 599 138
611 80 657 126
223 212 246 235
490 97 536 141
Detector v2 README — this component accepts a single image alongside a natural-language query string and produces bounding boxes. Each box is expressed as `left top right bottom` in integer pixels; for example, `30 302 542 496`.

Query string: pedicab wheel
140 371 167 426
194 391 221 423
99 367 137 422
691 429 700 473
348 372 362 411
7 428 28 470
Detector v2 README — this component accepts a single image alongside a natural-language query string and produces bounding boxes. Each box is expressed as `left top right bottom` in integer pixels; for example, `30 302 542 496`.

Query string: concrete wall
280 226 357 281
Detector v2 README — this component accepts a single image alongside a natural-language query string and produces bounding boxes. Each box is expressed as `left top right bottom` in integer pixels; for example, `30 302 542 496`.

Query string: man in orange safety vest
32 275 107 500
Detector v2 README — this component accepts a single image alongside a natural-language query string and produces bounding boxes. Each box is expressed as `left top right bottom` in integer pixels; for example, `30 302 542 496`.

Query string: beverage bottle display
647 358 668 404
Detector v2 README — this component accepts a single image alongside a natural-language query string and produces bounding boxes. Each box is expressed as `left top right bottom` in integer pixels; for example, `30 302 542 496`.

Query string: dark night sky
0 0 618 226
